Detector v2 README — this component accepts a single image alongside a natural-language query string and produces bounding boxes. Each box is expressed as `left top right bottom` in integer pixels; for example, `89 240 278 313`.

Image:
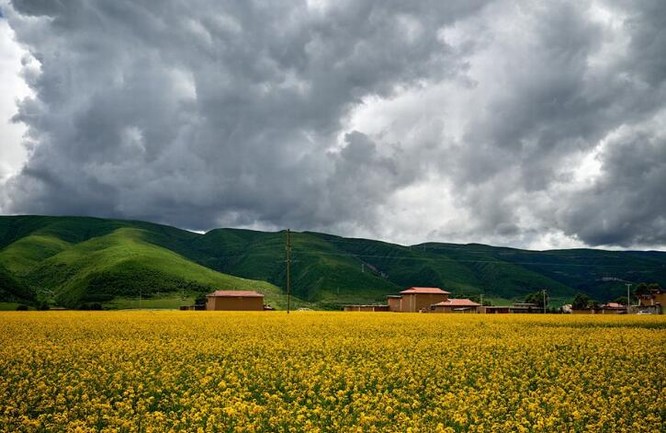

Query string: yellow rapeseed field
0 312 664 432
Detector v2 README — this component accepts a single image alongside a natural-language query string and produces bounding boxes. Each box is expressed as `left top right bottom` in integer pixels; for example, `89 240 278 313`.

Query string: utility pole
286 229 291 314
543 289 547 314
626 283 632 314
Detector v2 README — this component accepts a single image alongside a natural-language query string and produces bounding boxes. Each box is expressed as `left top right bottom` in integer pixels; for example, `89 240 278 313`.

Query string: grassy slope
28 228 279 306
414 243 575 299
433 245 666 301
308 233 483 294
0 263 35 303
197 230 666 305
0 217 287 308
1 216 665 308
190 229 400 305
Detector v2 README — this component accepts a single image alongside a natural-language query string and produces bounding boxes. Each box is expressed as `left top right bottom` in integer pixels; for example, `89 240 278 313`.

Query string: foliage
0 312 664 432
0 263 35 303
77 302 103 310
572 293 594 310
634 282 662 297
524 290 548 309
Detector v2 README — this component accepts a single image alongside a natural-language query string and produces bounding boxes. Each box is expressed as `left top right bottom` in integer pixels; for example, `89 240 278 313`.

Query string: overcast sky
1 0 665 250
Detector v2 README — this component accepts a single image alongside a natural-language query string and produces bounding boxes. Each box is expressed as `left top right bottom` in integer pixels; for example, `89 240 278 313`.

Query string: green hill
0 215 665 309
0 216 285 308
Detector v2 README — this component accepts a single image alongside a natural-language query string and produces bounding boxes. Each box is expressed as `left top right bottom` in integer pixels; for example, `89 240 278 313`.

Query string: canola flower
0 311 664 432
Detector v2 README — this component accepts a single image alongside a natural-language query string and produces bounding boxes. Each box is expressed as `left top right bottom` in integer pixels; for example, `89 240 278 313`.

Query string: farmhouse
394 287 451 312
431 298 481 313
343 287 486 313
387 295 402 311
206 290 264 311
637 288 664 314
599 302 626 314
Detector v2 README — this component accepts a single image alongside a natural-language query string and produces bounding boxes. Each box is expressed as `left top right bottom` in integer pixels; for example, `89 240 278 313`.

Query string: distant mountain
1 215 664 309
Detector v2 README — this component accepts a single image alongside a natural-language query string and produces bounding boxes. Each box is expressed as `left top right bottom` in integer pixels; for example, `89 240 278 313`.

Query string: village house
431 298 481 313
206 290 265 311
344 287 487 313
599 302 626 314
393 287 451 312
637 287 664 314
387 295 402 311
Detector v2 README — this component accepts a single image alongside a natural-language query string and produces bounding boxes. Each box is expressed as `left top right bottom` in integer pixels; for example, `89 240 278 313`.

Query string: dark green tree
524 290 548 309
572 293 593 310
634 283 651 297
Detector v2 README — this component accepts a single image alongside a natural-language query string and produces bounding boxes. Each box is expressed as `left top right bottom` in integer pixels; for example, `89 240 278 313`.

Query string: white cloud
0 12 30 187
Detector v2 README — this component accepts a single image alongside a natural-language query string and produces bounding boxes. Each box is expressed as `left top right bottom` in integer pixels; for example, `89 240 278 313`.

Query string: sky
0 0 665 251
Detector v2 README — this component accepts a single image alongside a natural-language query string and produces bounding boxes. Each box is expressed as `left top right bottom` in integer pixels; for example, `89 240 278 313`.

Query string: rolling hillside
0 216 285 308
0 215 665 309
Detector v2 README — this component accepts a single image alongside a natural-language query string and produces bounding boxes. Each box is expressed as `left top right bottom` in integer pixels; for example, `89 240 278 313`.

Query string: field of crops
1 312 664 432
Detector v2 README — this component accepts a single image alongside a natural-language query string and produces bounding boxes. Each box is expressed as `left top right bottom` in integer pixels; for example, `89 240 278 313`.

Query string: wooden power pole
286 229 291 314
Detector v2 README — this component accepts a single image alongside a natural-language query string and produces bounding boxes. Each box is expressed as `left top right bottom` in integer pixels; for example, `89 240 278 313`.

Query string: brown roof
431 298 481 307
602 302 625 309
207 290 264 298
400 287 451 295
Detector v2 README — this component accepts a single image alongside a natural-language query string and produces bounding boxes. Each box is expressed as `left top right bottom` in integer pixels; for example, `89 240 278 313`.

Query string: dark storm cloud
558 127 666 247
4 0 486 231
552 0 666 247
2 0 666 248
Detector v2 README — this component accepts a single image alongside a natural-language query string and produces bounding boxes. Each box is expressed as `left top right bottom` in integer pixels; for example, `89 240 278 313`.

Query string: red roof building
399 287 451 295
206 290 264 311
431 298 481 313
599 302 627 314
390 287 451 312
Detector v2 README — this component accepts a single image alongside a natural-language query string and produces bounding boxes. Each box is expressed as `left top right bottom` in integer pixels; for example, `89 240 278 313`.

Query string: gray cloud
2 0 666 249
558 124 666 246
4 0 484 228
434 0 666 248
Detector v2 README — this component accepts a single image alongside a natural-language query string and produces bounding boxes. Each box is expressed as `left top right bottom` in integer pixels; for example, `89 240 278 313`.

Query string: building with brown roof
431 298 481 313
206 290 264 311
637 288 664 314
392 287 451 312
341 287 485 314
599 302 627 314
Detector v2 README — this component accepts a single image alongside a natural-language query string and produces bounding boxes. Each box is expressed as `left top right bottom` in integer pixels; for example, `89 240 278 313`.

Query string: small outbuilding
206 290 264 311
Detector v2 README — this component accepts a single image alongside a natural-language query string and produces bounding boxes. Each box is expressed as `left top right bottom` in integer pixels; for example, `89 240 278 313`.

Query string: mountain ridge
1 215 664 309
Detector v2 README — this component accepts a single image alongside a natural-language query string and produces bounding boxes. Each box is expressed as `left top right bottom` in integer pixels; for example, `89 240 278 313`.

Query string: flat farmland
1 312 664 432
